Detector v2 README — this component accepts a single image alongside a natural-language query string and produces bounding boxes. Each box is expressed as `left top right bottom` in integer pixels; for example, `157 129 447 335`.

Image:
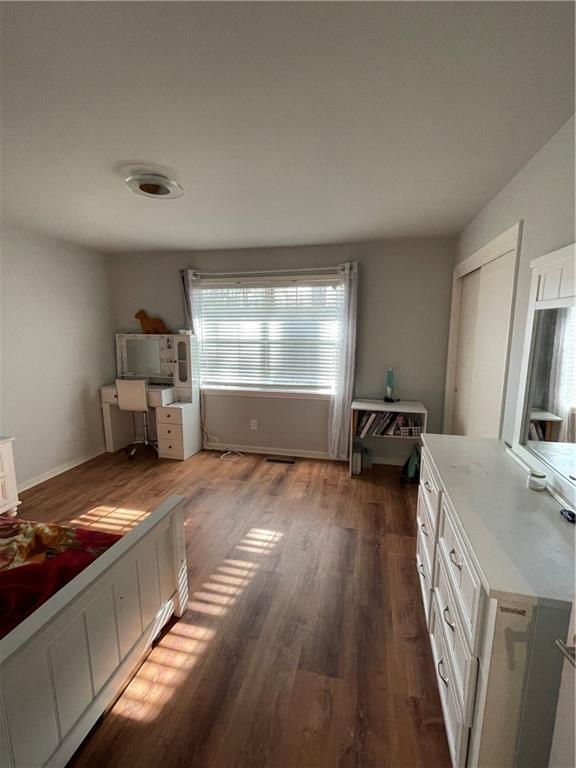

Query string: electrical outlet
250 419 258 431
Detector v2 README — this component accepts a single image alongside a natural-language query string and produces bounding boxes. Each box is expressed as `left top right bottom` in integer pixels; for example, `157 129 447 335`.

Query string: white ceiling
1 2 574 253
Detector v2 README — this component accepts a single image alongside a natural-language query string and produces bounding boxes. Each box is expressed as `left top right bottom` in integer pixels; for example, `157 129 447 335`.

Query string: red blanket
0 517 121 639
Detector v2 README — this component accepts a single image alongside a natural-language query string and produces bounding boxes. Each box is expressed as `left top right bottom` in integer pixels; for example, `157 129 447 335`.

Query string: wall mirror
522 306 575 485
514 243 576 504
126 337 162 376
115 333 174 380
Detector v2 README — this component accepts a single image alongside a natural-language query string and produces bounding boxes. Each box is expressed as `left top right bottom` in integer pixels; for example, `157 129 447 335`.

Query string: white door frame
443 222 523 435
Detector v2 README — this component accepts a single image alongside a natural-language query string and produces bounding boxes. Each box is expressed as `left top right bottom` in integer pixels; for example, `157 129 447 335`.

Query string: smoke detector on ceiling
125 171 183 199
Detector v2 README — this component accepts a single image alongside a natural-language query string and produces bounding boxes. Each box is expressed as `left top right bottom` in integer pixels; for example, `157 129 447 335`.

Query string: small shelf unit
349 399 428 476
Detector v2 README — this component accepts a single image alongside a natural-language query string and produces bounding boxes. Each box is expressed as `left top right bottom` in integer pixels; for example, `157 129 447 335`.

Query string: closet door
453 250 516 438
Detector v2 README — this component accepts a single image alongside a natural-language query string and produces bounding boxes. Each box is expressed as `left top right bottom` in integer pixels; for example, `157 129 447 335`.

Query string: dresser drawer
416 533 432 625
439 498 483 651
429 599 470 768
420 449 441 533
157 422 182 440
156 406 183 425
147 387 174 407
416 489 435 571
434 555 478 724
158 438 185 460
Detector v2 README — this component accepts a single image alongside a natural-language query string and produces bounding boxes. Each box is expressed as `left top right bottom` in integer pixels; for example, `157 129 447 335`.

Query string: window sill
201 387 332 401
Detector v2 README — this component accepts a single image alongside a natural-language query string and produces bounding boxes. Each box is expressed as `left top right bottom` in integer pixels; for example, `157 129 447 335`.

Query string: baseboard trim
18 447 106 493
203 442 332 461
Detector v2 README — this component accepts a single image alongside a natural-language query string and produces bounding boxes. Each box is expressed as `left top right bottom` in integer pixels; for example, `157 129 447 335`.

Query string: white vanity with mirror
418 242 575 767
100 333 201 460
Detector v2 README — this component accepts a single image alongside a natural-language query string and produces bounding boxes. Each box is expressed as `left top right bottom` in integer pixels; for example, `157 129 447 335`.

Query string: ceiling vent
125 171 183 199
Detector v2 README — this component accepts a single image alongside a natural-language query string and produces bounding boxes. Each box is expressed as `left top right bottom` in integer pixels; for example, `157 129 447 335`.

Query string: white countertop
422 434 574 605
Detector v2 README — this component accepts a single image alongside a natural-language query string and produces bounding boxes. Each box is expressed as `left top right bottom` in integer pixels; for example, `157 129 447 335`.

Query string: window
193 278 345 393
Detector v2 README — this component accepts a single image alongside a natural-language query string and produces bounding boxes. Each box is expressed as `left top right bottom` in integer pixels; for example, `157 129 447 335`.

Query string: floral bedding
0 516 121 639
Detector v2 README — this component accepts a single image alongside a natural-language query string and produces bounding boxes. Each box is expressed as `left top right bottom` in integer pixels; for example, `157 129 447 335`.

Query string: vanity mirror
514 243 576 504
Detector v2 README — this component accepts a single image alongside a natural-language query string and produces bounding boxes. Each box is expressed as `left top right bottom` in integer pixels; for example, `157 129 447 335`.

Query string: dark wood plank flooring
19 450 450 768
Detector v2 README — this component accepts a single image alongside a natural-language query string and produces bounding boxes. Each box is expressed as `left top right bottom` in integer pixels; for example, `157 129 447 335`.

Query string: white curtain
328 262 358 460
180 269 193 331
185 270 203 336
548 306 576 442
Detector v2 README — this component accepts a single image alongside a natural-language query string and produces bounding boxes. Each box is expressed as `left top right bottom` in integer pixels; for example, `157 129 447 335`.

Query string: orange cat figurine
135 310 170 334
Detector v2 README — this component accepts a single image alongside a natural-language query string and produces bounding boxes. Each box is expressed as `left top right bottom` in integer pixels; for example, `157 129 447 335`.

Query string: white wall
457 115 575 445
109 238 455 462
0 225 115 486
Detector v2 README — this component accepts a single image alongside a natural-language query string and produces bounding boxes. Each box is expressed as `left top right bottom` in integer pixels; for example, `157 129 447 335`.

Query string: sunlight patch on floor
113 527 283 723
68 505 148 533
115 623 208 722
235 528 283 556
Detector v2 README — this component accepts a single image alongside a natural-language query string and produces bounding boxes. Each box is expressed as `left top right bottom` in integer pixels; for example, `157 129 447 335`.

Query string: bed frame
0 495 188 768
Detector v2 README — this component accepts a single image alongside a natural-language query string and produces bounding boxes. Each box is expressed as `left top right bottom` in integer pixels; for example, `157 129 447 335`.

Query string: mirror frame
512 242 576 508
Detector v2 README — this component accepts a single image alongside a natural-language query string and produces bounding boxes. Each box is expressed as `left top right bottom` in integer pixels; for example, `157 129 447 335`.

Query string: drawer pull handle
420 522 428 536
166 414 171 418
417 563 426 579
437 658 449 687
423 480 432 492
443 606 455 632
449 548 463 571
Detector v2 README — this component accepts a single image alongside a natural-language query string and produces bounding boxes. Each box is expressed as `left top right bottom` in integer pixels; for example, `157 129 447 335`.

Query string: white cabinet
156 402 201 460
418 435 573 768
534 245 576 302
0 436 20 517
173 335 199 403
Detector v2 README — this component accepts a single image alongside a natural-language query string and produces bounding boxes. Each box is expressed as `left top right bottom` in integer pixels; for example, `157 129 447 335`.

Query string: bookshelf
349 399 428 476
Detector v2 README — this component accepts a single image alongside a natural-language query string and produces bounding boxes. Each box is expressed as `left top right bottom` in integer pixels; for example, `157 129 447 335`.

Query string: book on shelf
374 412 395 436
370 412 387 435
355 408 423 439
359 412 378 438
386 416 399 436
529 422 544 441
356 412 369 435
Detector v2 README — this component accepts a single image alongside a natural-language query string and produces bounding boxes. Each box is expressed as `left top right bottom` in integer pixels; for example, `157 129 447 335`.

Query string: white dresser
0 436 20 517
417 434 574 768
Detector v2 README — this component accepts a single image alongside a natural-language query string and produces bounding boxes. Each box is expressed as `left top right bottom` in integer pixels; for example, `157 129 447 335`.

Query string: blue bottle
385 367 395 402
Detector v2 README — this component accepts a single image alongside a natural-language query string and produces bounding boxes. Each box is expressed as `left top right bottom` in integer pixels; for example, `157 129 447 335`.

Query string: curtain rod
180 264 346 278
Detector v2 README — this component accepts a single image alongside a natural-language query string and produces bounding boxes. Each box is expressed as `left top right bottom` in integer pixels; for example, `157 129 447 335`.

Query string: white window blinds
192 278 345 392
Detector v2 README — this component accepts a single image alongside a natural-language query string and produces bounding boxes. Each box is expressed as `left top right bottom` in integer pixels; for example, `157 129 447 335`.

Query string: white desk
100 384 201 460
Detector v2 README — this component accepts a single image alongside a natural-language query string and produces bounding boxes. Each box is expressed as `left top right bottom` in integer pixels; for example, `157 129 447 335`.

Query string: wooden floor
20 450 450 768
